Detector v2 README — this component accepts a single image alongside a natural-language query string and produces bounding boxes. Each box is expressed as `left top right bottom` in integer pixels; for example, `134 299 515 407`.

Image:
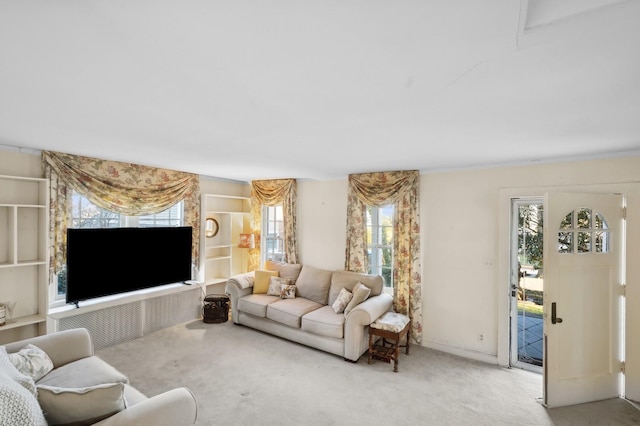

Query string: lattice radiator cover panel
56 288 202 350
144 290 202 335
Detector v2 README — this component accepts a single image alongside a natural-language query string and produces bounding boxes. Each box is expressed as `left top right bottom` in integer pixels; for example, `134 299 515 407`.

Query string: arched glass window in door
558 208 610 254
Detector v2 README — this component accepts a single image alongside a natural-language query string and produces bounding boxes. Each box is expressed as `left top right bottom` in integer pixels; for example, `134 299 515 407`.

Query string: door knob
551 302 563 324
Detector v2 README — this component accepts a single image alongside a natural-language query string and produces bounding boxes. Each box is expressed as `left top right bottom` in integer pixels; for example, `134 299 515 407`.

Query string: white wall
296 155 640 401
200 175 250 198
297 180 348 270
0 147 42 178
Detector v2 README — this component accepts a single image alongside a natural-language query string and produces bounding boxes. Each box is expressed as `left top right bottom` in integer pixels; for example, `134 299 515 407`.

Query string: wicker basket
202 294 230 323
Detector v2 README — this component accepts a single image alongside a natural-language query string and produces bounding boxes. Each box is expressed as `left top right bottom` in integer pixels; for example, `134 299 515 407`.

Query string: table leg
393 341 399 373
406 324 411 355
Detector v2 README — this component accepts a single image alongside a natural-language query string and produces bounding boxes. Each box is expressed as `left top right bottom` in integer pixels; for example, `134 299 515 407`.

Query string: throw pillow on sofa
344 282 371 315
37 356 128 389
267 276 291 296
37 382 126 425
0 346 47 426
264 260 302 284
280 284 296 299
332 287 353 314
295 265 333 304
253 270 279 294
8 344 54 382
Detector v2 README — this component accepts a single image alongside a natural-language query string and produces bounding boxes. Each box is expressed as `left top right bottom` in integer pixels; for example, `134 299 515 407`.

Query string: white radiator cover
56 287 203 350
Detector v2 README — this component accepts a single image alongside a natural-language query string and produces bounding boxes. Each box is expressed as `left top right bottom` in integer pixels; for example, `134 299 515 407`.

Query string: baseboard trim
423 340 499 365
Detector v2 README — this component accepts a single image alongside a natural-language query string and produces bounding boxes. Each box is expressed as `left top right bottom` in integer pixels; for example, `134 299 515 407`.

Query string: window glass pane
558 209 609 255
560 212 572 229
593 212 607 229
577 231 591 253
558 232 572 253
381 267 392 288
576 208 591 229
71 193 120 228
262 205 284 263
381 247 393 268
594 231 609 253
139 202 183 227
367 205 394 288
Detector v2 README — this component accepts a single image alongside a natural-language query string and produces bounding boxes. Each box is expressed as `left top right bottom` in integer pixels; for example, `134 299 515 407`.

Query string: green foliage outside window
518 205 543 272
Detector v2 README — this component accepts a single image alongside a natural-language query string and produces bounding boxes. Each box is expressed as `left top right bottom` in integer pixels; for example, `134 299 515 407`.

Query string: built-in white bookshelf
0 174 49 344
200 194 250 292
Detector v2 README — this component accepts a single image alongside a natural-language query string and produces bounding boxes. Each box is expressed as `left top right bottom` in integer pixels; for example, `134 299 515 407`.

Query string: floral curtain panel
249 179 298 271
42 151 200 283
345 170 422 343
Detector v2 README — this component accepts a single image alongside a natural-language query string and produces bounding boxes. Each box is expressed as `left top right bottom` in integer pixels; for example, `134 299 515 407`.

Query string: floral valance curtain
249 179 298 271
42 151 200 283
345 170 422 343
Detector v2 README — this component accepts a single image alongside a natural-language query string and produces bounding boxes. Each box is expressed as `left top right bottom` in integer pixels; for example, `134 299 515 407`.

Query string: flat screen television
66 226 193 305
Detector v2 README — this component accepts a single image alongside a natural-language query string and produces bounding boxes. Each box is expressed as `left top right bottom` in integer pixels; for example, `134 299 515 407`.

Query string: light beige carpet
97 320 640 426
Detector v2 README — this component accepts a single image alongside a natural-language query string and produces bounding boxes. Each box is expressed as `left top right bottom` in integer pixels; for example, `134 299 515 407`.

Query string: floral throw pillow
332 287 353 314
280 285 297 299
268 277 291 296
9 344 54 382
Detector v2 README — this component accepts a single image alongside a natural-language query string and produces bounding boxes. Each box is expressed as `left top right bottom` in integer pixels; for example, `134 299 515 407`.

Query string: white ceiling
1 1 639 182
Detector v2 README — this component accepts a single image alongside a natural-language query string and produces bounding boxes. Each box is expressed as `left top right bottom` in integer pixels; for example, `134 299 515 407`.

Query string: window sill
48 282 204 319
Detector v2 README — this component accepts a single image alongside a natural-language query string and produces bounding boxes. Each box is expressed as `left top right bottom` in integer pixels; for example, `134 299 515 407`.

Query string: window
70 192 183 229
71 194 121 228
367 205 394 289
55 191 184 302
138 204 183 227
557 208 610 254
261 205 284 264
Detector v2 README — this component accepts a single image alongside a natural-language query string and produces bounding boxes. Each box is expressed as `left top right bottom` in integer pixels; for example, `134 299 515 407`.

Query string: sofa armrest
345 293 393 326
94 387 198 426
225 272 255 291
343 293 393 361
225 272 255 324
4 328 94 368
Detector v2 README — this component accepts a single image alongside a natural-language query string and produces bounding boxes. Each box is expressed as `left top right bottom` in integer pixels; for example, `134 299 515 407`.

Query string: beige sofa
225 264 393 362
2 328 198 425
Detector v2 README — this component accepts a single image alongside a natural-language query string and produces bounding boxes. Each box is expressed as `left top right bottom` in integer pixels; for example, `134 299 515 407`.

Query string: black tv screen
66 226 193 305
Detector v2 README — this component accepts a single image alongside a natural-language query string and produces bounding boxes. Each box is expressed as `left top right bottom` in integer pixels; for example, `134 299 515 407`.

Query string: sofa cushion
9 344 54 382
267 276 292 297
253 270 279 294
302 306 346 339
266 298 323 328
331 287 353 314
264 261 302 284
237 294 280 318
371 311 411 333
38 382 126 425
280 284 297 299
36 356 128 388
329 271 383 305
295 265 333 305
344 282 372 315
0 372 46 426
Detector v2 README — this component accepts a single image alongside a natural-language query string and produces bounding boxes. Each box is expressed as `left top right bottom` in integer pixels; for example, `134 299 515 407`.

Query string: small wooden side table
368 312 411 372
